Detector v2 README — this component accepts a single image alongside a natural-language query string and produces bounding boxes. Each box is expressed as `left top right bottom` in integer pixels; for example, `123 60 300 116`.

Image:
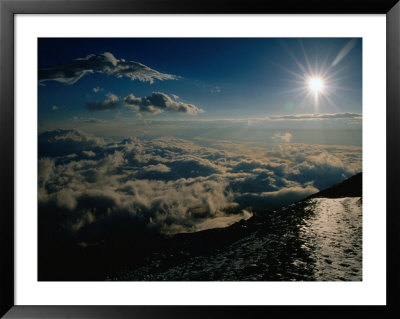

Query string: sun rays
276 39 359 114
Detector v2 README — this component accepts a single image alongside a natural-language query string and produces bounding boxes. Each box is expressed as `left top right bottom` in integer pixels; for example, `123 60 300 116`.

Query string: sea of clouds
38 128 361 241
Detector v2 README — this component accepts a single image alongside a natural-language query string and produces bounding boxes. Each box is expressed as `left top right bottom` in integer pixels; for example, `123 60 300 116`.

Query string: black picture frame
1 0 399 318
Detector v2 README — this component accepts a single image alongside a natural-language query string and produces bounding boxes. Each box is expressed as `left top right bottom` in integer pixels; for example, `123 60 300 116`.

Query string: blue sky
38 38 362 145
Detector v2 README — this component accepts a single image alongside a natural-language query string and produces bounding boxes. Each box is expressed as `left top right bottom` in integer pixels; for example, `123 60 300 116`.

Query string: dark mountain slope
309 172 362 198
112 173 362 281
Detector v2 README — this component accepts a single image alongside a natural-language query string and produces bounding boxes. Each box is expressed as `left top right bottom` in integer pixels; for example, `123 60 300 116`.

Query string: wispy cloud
128 112 361 124
72 116 107 124
210 86 221 93
39 52 178 85
267 113 362 121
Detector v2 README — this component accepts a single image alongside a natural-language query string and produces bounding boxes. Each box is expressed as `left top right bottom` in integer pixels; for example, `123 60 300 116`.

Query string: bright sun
308 77 324 94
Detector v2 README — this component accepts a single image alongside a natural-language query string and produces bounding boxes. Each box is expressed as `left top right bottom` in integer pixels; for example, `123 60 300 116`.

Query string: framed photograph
1 0 399 318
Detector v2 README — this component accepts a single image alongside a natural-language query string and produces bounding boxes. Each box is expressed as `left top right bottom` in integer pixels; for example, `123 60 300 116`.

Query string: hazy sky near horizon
38 38 362 145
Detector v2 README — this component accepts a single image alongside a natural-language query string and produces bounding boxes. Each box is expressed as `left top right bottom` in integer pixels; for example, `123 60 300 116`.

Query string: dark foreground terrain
39 173 362 281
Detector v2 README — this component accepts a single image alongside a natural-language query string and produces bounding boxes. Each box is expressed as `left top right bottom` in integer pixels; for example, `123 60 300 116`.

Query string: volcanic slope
113 173 362 281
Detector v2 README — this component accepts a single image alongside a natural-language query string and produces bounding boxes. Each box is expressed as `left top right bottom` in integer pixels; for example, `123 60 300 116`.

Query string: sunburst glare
308 77 324 94
275 39 359 113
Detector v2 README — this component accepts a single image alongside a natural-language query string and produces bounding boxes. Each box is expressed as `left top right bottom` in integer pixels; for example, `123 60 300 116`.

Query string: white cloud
260 185 319 200
38 128 105 157
124 92 204 115
142 164 171 173
39 52 177 85
194 209 252 232
272 132 292 143
86 93 120 111
82 150 96 157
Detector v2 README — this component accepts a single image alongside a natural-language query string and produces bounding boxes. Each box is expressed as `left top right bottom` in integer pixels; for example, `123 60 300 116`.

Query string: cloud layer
38 129 361 241
39 52 177 85
268 113 361 121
